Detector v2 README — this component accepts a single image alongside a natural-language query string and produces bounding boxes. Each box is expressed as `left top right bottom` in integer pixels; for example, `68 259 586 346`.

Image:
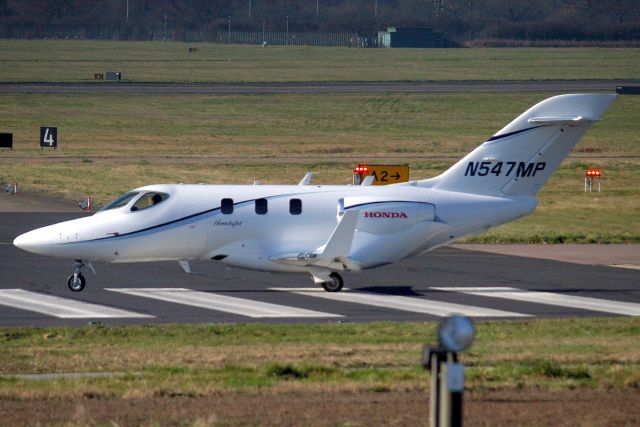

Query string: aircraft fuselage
15 183 536 273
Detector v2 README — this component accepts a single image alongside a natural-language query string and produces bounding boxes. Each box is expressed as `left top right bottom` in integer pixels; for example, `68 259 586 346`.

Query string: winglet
360 175 375 186
298 172 316 186
320 209 359 258
270 209 360 271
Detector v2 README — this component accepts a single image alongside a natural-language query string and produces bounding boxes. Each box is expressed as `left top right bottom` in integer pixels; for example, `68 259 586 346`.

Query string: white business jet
14 94 615 292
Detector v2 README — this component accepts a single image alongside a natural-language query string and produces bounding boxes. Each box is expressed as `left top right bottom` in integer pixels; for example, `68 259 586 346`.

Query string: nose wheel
67 260 94 292
67 274 86 292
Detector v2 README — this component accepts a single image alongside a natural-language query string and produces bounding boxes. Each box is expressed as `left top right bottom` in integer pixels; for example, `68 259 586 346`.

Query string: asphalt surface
1 211 639 327
0 80 636 94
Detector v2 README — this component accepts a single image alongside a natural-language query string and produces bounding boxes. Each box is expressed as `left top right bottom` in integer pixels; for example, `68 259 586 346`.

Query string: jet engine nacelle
345 198 435 235
343 197 440 267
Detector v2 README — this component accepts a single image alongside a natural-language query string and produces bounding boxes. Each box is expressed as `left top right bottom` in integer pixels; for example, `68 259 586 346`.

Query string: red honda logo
364 211 408 219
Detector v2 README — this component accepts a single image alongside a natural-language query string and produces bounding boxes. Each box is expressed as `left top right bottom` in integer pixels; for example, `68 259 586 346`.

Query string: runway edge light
423 315 475 427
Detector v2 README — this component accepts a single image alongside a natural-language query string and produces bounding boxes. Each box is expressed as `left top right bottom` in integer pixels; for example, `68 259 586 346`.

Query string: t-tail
419 94 616 196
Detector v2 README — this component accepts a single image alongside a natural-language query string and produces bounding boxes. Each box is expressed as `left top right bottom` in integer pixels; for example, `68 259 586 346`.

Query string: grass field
1 92 637 158
1 318 638 400
1 40 639 82
1 92 639 242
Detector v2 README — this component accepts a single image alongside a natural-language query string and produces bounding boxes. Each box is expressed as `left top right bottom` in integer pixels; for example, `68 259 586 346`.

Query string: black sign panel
40 127 57 149
616 86 640 95
0 133 12 149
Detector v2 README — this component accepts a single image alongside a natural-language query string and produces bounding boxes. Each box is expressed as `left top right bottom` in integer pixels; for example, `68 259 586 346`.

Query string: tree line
1 0 639 42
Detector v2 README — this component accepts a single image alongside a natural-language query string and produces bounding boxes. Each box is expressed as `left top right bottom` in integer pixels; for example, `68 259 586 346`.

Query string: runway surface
0 80 635 94
1 212 639 326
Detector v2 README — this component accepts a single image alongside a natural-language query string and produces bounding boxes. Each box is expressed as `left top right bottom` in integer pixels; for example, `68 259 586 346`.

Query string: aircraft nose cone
13 229 52 255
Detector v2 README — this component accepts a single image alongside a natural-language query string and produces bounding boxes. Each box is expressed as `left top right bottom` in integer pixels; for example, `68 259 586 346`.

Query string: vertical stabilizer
423 94 616 196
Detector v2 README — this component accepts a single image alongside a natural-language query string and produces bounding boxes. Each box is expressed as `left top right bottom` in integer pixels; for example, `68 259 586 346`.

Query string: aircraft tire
67 274 86 292
321 273 343 292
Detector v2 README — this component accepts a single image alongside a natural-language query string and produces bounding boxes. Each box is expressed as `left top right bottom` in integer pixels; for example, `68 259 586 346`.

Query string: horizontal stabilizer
528 116 597 124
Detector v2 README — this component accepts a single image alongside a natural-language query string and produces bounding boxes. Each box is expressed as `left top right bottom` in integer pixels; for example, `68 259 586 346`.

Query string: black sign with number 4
40 127 57 149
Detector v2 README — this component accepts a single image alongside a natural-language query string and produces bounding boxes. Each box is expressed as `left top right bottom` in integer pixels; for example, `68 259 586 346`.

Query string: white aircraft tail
421 94 616 196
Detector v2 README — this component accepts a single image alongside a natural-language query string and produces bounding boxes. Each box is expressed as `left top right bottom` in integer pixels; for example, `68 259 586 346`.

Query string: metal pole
439 352 463 427
286 15 289 45
126 0 129 22
429 351 441 427
228 16 231 44
439 357 450 427
163 14 167 41
375 0 378 16
425 347 464 427
262 17 265 43
316 0 319 17
248 0 252 19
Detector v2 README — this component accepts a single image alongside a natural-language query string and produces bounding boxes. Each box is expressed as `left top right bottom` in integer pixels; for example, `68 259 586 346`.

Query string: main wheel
67 274 86 292
321 272 344 292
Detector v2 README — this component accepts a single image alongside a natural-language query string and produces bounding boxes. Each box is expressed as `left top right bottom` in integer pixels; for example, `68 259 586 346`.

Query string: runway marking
432 287 640 316
609 264 640 271
0 289 153 319
105 288 342 318
269 288 530 318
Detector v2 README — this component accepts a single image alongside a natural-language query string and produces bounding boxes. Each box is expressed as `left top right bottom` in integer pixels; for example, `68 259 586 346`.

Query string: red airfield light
585 169 601 178
354 164 369 174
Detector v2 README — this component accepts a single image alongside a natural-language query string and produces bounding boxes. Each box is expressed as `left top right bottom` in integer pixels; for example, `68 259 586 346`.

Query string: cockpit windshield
99 192 139 212
130 192 169 211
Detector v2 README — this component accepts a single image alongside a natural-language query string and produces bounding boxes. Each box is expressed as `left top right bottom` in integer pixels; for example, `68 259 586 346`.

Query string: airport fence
0 25 372 47
216 31 371 47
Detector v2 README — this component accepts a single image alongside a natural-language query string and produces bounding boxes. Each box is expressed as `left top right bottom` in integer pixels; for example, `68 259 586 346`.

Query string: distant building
377 27 454 48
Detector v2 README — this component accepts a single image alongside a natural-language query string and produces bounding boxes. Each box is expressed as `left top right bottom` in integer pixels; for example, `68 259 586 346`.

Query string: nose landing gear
67 260 95 292
67 273 86 292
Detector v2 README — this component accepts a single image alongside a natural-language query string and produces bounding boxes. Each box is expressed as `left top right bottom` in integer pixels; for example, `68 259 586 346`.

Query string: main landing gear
320 272 344 292
67 260 94 292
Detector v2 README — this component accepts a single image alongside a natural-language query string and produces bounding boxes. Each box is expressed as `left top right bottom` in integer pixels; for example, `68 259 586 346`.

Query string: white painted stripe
609 264 640 271
432 287 640 316
0 289 153 319
270 287 529 318
105 288 341 318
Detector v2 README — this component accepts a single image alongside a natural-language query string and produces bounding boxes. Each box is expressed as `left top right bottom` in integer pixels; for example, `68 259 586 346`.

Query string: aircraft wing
270 209 360 272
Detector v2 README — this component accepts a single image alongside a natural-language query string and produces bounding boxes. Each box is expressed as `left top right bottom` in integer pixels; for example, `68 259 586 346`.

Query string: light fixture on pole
423 315 476 427
438 315 475 353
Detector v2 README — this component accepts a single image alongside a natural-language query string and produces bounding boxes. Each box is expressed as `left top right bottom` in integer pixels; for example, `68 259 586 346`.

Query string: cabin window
131 192 169 211
221 198 234 214
255 198 268 215
100 192 139 211
289 198 302 215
